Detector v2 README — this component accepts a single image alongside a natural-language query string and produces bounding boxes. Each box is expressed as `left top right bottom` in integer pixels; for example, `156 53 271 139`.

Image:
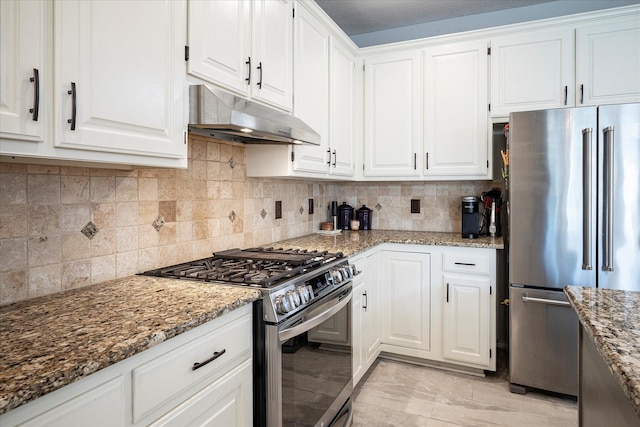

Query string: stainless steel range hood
188 85 320 145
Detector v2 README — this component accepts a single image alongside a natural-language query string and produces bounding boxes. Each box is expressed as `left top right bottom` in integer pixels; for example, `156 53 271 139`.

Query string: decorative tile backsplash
0 134 495 305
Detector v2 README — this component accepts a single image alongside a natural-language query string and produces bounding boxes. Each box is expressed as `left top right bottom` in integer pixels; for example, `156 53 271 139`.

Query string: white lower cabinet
13 376 126 427
441 248 496 370
351 250 382 386
351 244 497 382
149 360 253 427
0 305 253 427
381 249 431 354
442 274 492 366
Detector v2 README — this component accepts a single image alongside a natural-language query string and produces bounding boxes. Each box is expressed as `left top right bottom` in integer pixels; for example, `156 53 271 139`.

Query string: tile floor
352 357 577 426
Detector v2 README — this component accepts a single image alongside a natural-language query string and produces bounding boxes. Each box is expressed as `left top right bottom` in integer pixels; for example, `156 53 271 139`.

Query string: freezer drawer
509 286 578 396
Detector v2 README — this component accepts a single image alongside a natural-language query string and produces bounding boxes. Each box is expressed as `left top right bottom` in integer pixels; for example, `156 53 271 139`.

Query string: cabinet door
424 40 489 177
576 16 640 106
17 376 125 427
252 0 293 110
54 0 185 160
149 360 253 427
0 0 49 149
364 51 422 177
292 5 330 174
364 251 381 367
490 28 574 116
442 273 491 366
329 39 356 177
382 251 431 350
351 280 365 385
187 0 251 97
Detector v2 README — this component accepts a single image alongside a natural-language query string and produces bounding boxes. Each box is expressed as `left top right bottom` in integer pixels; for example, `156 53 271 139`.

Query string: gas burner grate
141 248 344 288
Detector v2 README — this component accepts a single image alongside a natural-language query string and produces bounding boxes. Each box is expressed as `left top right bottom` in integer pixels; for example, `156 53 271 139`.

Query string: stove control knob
296 286 310 303
289 290 301 307
306 285 315 300
275 295 292 314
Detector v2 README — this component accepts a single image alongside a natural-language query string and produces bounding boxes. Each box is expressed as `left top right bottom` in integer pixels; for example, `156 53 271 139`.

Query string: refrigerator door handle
582 128 593 271
522 295 571 307
602 126 615 272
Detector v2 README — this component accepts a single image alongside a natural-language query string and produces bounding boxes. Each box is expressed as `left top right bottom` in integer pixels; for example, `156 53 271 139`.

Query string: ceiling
314 0 557 36
314 0 639 46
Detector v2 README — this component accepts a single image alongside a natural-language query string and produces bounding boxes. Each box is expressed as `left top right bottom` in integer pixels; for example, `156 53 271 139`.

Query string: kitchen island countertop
266 230 503 256
0 276 261 415
564 286 640 417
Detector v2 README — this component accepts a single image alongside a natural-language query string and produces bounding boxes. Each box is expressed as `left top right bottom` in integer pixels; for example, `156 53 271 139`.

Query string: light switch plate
275 201 282 219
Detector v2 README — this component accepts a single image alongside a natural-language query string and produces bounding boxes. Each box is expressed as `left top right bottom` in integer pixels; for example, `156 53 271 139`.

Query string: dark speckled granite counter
266 230 503 256
564 286 640 417
0 276 261 415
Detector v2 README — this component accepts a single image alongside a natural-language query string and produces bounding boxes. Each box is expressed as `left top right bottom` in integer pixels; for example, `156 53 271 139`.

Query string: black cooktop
141 247 344 288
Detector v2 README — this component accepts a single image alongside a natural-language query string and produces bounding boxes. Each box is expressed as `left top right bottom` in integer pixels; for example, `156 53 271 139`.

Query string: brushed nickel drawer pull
192 349 226 371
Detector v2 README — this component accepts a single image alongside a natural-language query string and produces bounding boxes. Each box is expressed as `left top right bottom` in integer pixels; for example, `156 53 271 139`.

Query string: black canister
356 205 372 230
337 202 354 230
461 196 480 238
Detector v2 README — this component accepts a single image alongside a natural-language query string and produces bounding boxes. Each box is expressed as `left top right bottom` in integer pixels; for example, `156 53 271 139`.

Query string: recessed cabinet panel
442 274 491 366
424 40 488 176
490 28 574 116
55 0 185 159
149 361 253 427
382 251 431 350
187 0 251 96
364 51 422 177
576 16 640 106
17 376 125 427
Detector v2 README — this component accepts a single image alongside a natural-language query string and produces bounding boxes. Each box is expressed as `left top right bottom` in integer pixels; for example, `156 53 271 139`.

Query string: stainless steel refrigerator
508 103 640 396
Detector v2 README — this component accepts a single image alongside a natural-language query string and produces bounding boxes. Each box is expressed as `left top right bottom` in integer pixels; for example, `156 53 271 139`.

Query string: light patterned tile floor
352 358 577 426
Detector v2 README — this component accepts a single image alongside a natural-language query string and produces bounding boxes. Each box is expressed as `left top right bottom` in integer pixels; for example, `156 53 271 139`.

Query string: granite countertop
0 276 261 415
564 286 640 416
265 230 504 256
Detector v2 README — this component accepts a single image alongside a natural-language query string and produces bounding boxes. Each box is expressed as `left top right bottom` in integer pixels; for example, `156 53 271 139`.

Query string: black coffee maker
481 189 502 237
461 196 481 238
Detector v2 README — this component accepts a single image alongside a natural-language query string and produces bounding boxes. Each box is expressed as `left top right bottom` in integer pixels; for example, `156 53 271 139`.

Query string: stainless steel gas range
142 247 356 427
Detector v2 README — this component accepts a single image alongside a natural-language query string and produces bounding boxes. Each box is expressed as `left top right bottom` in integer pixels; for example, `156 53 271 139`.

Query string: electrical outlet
275 201 282 219
308 199 314 215
410 199 420 214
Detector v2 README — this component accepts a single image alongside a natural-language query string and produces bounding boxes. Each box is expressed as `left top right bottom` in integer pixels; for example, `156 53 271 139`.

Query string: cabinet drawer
443 252 490 275
132 311 251 422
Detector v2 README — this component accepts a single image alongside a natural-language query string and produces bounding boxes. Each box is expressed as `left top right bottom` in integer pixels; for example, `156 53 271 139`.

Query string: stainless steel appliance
189 85 320 146
508 103 640 396
142 247 356 427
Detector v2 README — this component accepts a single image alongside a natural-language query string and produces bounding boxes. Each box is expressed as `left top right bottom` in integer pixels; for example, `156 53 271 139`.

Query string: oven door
265 284 353 427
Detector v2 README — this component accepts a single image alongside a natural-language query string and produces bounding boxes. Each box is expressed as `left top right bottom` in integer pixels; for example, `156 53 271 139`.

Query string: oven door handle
279 289 352 343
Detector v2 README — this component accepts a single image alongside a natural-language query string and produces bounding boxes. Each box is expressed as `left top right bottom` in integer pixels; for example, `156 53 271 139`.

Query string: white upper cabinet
188 0 293 111
363 51 422 177
424 40 489 177
1 0 187 168
329 38 356 177
54 0 186 162
576 15 640 106
0 0 49 152
291 4 331 174
490 28 575 117
187 1 250 97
